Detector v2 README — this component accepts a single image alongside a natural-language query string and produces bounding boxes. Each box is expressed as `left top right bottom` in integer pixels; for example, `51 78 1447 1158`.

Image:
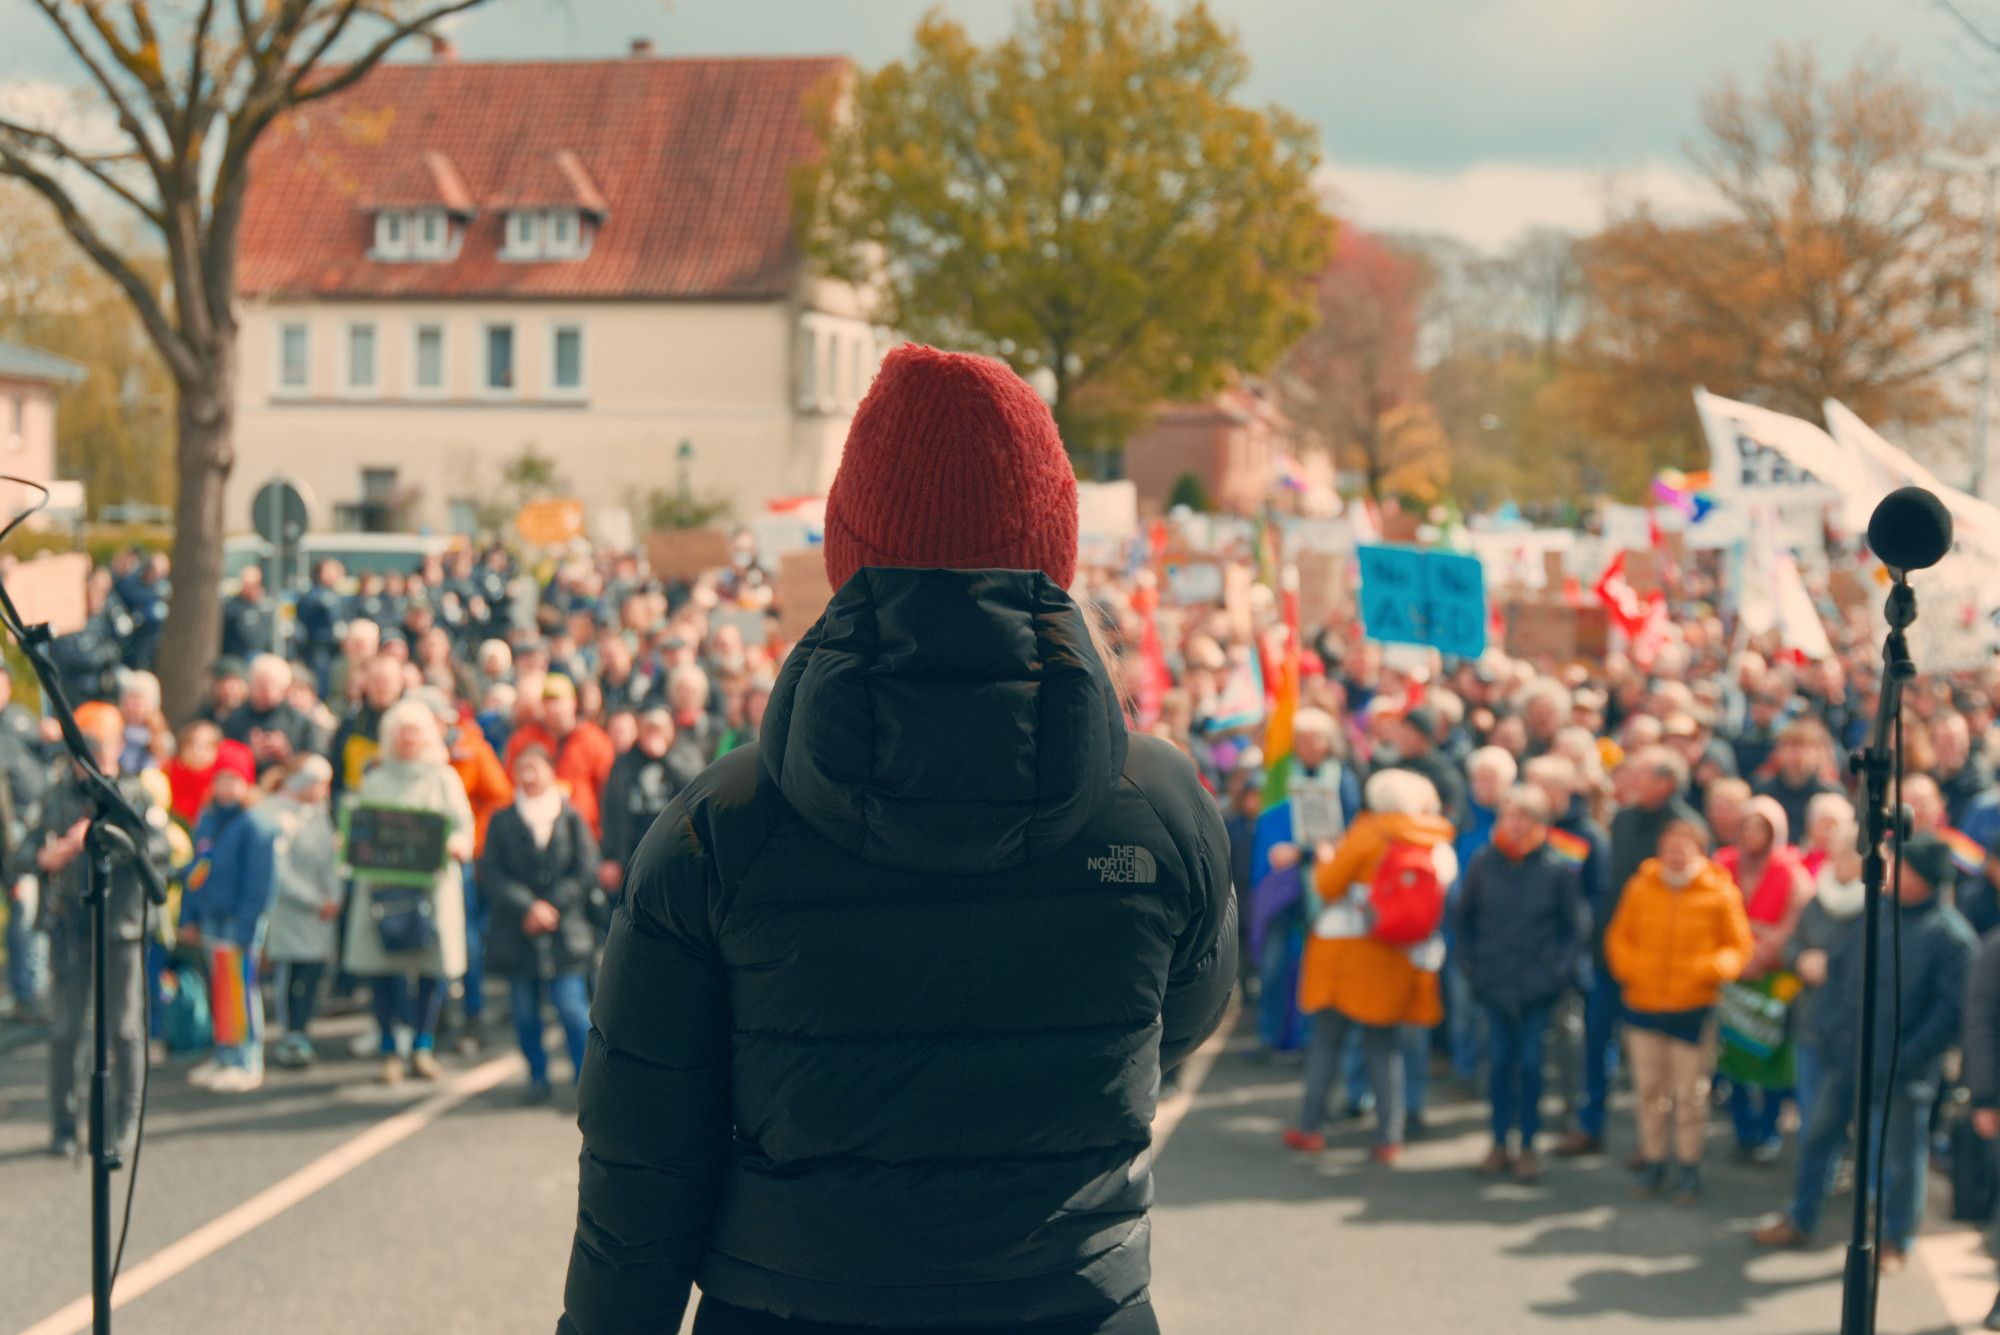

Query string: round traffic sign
252 477 309 546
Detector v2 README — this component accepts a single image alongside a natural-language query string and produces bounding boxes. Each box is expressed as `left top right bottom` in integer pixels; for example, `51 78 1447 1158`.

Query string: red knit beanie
823 344 1078 592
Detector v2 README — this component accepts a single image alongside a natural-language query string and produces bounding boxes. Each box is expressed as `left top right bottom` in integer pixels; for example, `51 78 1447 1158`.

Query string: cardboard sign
1829 568 1872 616
645 528 732 583
778 549 834 643
1355 545 1487 659
711 604 772 648
1162 557 1226 606
1624 549 1659 594
516 498 585 548
1506 602 1611 664
1296 551 1348 631
1380 509 1422 544
1542 550 1565 590
6 552 89 637
343 805 449 885
1223 564 1254 643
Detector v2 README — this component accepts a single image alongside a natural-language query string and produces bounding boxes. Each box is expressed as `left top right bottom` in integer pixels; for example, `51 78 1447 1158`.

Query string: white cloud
1316 159 1718 252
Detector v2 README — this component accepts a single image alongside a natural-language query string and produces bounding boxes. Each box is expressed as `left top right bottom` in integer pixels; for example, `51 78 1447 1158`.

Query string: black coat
1965 929 2000 1109
1813 893 1974 1083
1455 843 1589 1015
599 746 698 868
562 569 1236 1335
479 803 600 979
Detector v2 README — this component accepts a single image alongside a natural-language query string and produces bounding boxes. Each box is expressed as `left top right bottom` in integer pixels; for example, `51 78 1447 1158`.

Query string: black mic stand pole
1841 574 1916 1335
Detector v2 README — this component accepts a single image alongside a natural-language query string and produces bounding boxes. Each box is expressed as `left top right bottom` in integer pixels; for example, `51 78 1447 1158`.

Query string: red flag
1133 582 1171 728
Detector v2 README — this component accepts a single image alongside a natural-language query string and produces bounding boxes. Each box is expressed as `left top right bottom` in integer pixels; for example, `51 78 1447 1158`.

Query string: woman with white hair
1286 767 1457 1163
343 697 476 1084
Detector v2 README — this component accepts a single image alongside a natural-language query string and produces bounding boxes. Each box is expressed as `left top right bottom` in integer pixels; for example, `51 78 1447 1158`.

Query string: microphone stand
0 481 164 1335
1840 573 1915 1335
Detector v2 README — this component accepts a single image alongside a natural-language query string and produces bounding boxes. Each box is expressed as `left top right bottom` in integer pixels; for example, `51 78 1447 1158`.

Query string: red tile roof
238 54 848 301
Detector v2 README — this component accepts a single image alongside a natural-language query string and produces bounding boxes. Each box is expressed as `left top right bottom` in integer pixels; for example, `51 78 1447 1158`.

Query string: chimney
429 34 456 60
630 37 656 58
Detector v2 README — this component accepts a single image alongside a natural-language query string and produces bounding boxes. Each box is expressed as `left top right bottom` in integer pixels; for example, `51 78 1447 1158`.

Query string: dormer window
502 209 593 261
371 208 457 262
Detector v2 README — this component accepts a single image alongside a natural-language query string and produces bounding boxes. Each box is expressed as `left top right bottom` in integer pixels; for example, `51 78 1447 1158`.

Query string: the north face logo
1088 845 1158 884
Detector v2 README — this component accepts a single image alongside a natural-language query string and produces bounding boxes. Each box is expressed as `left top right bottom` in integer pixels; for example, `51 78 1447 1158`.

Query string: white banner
1695 388 1872 533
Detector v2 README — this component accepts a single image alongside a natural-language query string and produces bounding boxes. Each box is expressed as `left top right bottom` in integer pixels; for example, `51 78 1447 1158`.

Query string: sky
4 0 1997 250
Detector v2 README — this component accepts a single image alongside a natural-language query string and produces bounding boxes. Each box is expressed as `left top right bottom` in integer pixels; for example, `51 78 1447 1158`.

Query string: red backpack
1369 841 1445 946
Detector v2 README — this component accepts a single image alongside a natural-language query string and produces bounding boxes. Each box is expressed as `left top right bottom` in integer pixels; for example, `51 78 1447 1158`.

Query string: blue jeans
270 960 327 1036
1789 1064 1935 1249
371 975 447 1054
1730 1078 1791 1152
1301 1009 1404 1146
1579 970 1622 1138
1403 1024 1432 1116
509 974 590 1087
1485 1003 1553 1147
1444 959 1483 1082
460 865 489 1022
5 885 48 1012
1256 922 1304 1052
1794 1044 1825 1139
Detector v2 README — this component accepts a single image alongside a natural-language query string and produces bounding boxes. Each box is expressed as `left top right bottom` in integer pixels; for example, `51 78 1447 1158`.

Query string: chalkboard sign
342 805 450 886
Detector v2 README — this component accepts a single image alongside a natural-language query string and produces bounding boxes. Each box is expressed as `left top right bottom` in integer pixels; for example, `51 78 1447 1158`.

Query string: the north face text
1088 845 1159 884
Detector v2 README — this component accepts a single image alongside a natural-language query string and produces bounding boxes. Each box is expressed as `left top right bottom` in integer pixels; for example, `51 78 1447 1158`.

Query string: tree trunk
156 348 235 723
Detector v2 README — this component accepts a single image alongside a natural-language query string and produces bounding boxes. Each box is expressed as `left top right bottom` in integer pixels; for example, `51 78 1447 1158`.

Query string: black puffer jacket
1454 842 1589 1016
561 568 1236 1334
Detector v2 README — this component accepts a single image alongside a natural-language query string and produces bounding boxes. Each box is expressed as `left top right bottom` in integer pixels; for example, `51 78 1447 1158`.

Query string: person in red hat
564 345 1235 1335
181 739 278 1093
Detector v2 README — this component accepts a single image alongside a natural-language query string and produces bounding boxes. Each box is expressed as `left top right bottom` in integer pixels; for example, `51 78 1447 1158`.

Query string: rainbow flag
1942 826 1987 877
1545 827 1590 867
1260 565 1302 807
1651 468 1716 524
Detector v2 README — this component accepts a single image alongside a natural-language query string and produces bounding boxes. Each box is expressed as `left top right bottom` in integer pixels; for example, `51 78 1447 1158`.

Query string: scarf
1660 860 1702 889
516 787 564 849
1816 870 1865 920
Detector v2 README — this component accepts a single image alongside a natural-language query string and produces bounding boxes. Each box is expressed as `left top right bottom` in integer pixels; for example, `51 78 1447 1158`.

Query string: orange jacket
1302 811 1456 1028
504 721 616 837
448 730 514 857
1605 857 1754 1015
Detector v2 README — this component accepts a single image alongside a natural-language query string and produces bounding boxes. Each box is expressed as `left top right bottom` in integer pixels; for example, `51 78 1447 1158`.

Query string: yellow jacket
1605 856 1753 1016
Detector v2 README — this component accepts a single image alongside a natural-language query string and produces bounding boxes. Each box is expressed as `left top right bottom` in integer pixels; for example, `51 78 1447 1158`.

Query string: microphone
1866 486 1953 574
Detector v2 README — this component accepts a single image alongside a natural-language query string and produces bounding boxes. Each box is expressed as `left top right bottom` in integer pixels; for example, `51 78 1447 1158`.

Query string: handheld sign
342 805 450 886
1355 545 1488 660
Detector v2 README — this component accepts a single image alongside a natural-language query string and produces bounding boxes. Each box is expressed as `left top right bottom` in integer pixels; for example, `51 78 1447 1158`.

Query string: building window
7 394 23 450
504 212 540 258
373 212 409 260
551 324 584 394
546 211 584 258
278 322 310 393
414 211 447 259
447 498 480 536
413 323 445 394
347 322 377 393
484 323 516 392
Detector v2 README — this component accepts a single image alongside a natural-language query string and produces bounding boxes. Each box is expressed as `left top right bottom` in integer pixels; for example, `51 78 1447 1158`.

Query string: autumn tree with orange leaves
1566 45 1990 475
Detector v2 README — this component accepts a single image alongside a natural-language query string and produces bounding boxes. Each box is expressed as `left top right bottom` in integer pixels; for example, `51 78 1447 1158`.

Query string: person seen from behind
261 755 342 1069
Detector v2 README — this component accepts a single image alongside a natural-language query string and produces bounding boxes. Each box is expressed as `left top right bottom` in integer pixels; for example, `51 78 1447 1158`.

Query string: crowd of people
8 503 2000 1322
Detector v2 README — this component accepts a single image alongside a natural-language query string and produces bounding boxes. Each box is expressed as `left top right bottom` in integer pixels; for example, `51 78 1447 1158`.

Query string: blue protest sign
1355 545 1487 660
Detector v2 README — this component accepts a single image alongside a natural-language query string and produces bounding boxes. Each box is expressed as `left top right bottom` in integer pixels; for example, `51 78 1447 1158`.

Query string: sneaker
1749 1141 1783 1167
350 1030 381 1060
1879 1245 1907 1276
1281 1128 1327 1153
1476 1146 1513 1177
1405 1110 1429 1139
48 1134 77 1158
378 1056 406 1087
208 1067 264 1094
186 1058 223 1088
520 1081 553 1106
1371 1144 1403 1166
1554 1131 1602 1158
1632 1161 1668 1197
1513 1150 1543 1183
409 1050 443 1082
1752 1218 1811 1248
1671 1165 1703 1205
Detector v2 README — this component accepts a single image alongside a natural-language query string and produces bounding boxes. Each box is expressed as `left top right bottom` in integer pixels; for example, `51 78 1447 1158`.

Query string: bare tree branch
24 0 170 183
1940 0 2000 53
0 147 196 384
290 0 492 106
0 117 165 224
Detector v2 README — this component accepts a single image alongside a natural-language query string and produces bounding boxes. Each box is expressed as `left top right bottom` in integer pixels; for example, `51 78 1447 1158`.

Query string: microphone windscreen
1867 486 1953 572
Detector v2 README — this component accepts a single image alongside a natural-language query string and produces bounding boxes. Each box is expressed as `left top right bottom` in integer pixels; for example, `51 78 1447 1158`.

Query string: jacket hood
761 567 1129 875
1367 811 1456 848
1638 855 1733 895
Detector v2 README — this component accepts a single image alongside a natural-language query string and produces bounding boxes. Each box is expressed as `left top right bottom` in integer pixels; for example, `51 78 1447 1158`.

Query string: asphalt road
0 1009 1985 1335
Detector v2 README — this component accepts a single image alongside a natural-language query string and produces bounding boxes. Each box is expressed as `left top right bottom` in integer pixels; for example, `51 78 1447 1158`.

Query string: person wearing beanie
563 345 1235 1335
22 696 170 1155
182 739 278 1093
1754 832 1976 1267
1381 703 1468 832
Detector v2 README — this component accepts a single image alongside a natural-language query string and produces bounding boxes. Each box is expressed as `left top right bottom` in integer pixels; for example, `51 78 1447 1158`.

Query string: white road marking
17 1051 523 1335
1916 1224 1996 1332
1153 998 1238 1154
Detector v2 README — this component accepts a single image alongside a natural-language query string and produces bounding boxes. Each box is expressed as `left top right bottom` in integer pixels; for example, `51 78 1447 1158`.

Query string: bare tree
1 0 495 719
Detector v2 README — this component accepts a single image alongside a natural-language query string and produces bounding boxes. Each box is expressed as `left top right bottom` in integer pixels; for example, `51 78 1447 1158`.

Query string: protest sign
342 806 449 886
1296 551 1348 631
515 498 585 548
4 552 88 636
778 550 834 642
645 528 732 582
1162 556 1226 606
1507 602 1610 663
711 605 772 648
1623 549 1660 594
1355 545 1487 660
1694 388 1869 531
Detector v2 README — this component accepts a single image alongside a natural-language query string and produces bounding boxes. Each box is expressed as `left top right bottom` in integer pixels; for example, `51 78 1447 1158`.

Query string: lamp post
1930 149 2000 502
676 439 694 506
